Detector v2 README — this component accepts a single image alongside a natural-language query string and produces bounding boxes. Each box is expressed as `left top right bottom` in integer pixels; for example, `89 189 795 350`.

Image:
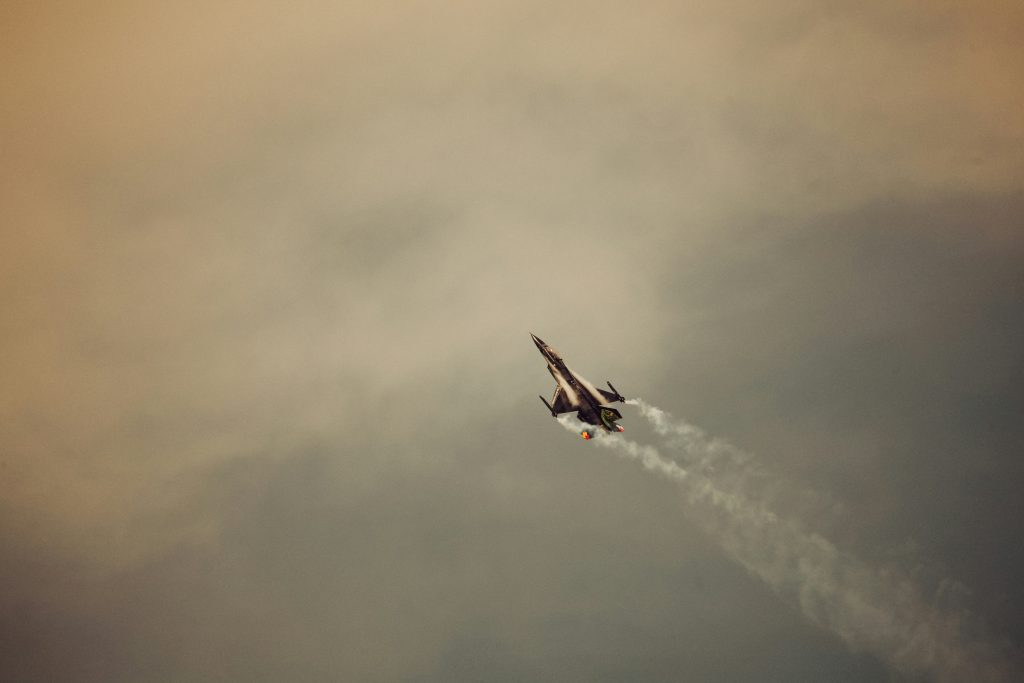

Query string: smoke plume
560 402 1019 682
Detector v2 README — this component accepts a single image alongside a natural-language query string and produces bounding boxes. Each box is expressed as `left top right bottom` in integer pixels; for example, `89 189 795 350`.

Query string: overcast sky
2 2 1023 681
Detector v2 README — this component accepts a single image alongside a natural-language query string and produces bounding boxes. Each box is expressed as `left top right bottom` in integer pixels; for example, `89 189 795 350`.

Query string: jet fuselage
532 333 625 436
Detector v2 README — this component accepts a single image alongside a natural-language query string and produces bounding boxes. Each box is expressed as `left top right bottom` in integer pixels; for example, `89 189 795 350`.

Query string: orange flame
581 431 592 440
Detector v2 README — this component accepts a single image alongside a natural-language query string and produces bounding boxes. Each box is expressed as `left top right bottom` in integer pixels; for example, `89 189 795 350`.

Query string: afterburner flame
581 431 592 440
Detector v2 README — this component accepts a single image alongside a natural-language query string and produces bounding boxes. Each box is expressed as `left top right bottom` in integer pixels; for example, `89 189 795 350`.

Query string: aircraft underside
532 333 627 440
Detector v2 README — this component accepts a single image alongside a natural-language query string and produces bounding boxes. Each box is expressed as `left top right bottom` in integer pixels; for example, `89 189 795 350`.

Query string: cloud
566 403 1020 681
1 1 1022 680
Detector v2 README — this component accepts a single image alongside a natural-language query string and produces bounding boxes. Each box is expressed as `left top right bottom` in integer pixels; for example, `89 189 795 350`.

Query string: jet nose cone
531 333 546 347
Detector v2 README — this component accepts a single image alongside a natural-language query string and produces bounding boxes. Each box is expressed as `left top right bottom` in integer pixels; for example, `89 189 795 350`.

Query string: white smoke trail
558 415 688 482
560 404 1019 682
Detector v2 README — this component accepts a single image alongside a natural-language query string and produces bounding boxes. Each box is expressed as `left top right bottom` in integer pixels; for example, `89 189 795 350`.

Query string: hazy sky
2 2 1022 681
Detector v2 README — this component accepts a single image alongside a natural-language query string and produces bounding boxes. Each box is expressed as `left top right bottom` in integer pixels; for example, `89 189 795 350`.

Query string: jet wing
550 387 581 414
596 388 620 405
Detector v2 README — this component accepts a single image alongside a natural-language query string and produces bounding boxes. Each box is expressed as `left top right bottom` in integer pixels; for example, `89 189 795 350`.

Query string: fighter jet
532 333 626 440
